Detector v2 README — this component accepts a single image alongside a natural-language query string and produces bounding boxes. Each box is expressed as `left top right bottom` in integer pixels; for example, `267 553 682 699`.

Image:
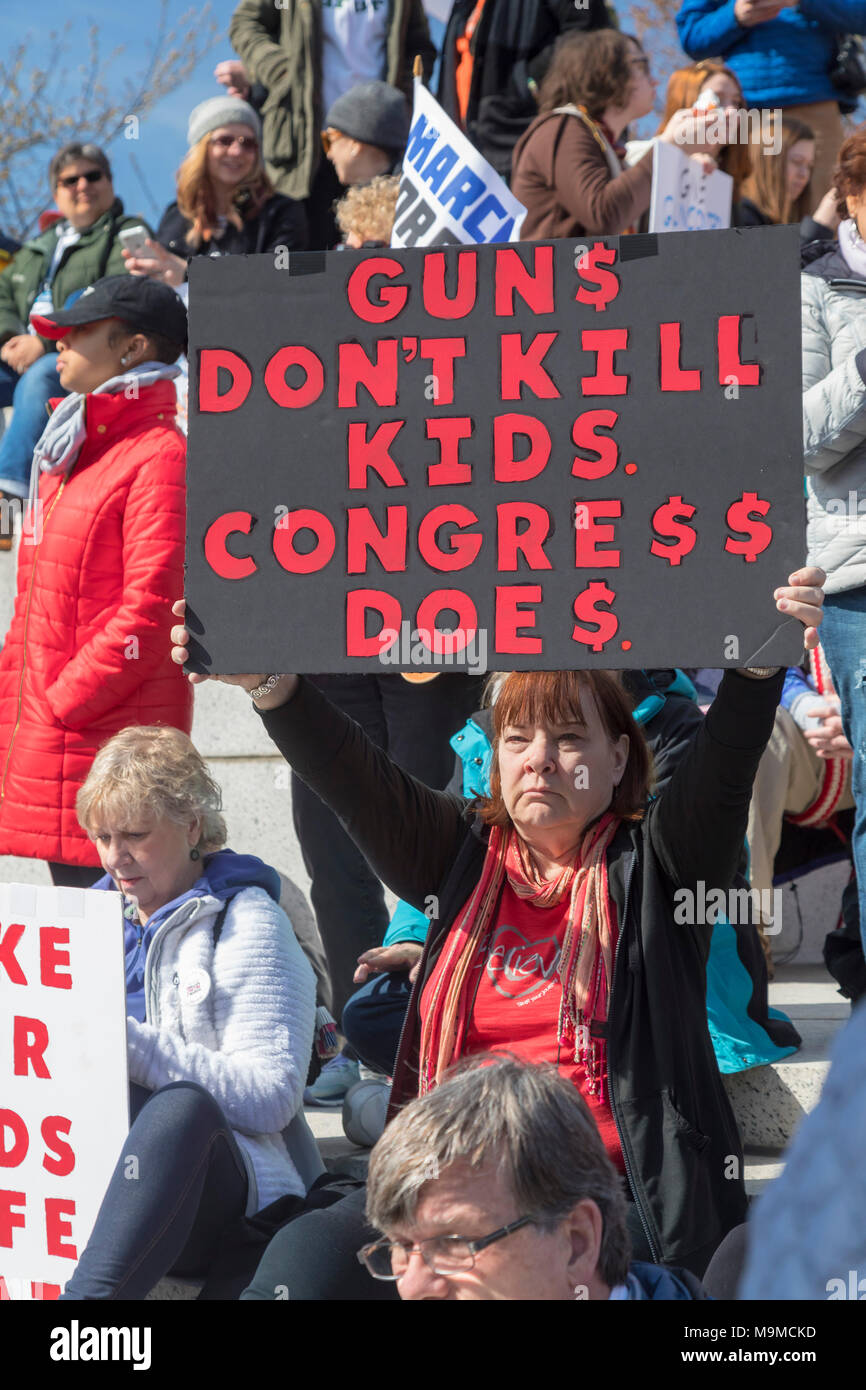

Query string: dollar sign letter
650 495 698 566
571 580 618 652
575 243 620 313
725 491 772 562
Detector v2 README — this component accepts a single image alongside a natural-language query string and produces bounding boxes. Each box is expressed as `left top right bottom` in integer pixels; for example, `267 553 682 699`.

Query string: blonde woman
122 97 308 287
59 725 316 1300
335 174 400 249
739 114 839 238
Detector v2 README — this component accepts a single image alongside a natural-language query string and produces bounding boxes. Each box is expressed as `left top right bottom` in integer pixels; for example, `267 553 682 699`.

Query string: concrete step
722 963 849 1150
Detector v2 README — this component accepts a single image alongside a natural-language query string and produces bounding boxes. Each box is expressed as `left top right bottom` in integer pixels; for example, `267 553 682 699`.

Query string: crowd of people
0 0 865 1304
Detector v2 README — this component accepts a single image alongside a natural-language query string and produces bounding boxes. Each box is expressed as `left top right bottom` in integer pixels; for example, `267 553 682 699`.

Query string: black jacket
156 193 308 261
437 0 613 180
261 667 784 1275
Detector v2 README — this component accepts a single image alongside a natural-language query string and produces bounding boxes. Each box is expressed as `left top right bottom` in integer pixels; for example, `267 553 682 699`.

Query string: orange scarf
418 812 621 1096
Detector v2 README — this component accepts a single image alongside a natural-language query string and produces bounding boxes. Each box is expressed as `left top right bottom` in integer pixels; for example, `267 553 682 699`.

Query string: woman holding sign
60 725 317 1300
511 30 712 242
170 570 824 1296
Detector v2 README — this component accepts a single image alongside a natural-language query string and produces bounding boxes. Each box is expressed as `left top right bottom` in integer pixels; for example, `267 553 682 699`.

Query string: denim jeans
291 672 483 1019
819 587 866 953
341 970 413 1075
60 1081 249 1300
0 352 65 498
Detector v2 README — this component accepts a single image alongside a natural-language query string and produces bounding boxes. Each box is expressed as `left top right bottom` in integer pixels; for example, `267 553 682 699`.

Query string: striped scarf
418 811 621 1098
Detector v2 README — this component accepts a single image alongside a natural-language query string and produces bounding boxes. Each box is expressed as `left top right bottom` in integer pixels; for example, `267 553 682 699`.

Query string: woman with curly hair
122 97 308 286
511 30 709 241
335 174 401 249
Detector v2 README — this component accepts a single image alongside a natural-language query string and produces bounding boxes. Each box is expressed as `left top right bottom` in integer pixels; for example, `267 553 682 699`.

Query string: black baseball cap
31 274 188 350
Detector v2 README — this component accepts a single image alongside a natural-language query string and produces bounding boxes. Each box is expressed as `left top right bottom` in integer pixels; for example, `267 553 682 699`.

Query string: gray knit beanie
187 97 261 149
324 82 410 157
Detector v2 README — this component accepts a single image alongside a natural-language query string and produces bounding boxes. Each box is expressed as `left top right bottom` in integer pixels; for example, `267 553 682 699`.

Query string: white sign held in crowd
392 78 525 248
0 883 128 1300
649 141 733 234
421 0 454 20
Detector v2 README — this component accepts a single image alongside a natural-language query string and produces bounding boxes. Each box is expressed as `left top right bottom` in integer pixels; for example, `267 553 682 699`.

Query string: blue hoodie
627 1261 710 1300
94 850 281 1023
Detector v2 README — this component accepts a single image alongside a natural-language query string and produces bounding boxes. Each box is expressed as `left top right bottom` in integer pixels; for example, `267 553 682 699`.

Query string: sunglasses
56 168 106 189
321 128 345 155
209 134 258 151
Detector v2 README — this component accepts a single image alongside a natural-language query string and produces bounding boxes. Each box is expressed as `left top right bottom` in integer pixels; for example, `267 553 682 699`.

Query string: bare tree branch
0 1 219 240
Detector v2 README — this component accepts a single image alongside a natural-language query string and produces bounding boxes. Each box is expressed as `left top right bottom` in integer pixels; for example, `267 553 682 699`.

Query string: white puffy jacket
802 243 866 594
126 885 316 1213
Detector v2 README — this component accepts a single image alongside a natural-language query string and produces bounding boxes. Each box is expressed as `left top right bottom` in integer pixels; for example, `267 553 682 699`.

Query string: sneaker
304 1053 361 1107
342 1078 391 1148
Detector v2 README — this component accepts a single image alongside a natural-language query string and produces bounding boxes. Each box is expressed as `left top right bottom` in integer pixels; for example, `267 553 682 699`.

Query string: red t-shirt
423 880 624 1172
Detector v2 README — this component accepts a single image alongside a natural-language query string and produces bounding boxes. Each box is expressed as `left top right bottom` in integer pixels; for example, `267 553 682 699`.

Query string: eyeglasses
357 1215 535 1281
321 128 345 155
56 168 106 189
209 134 258 151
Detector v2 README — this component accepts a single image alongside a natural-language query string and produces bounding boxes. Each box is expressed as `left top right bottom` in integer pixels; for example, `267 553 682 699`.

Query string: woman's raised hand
123 238 187 289
170 599 297 706
773 567 825 652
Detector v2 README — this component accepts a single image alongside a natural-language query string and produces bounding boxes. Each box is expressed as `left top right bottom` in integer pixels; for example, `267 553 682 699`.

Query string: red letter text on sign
272 510 336 575
571 410 619 479
496 503 552 571
346 507 408 573
337 340 399 408
426 418 473 486
574 500 622 568
45 1199 77 1261
41 1117 75 1178
345 590 403 657
347 258 409 324
0 1191 25 1248
347 422 407 489
204 512 257 580
659 322 701 391
717 315 761 387
500 333 560 401
495 585 543 654
0 922 26 985
493 415 551 483
40 928 71 991
0 1110 29 1168
417 506 482 572
197 350 252 413
415 591 478 655
13 1016 51 1079
419 338 466 405
580 329 629 395
423 251 477 320
264 346 325 409
494 245 554 317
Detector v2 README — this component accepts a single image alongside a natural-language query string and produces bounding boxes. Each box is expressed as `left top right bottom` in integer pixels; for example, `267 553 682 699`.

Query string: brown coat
511 110 654 241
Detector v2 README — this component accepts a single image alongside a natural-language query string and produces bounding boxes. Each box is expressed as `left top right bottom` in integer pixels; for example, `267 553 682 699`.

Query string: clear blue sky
6 2 675 228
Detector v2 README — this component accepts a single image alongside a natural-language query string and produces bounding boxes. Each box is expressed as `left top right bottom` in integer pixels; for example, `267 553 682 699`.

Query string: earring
190 847 201 861
120 355 129 366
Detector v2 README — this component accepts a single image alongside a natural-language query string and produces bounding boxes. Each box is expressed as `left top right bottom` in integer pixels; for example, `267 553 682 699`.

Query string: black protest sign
185 227 805 674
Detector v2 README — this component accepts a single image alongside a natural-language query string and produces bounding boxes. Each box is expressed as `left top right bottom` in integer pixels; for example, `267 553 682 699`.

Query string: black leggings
242 1185 398 1302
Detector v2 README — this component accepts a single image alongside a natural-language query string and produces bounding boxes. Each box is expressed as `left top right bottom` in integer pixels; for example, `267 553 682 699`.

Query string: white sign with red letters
0 883 128 1300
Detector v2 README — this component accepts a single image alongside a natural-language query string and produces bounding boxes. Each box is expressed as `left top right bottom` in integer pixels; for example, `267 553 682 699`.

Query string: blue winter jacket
676 0 866 108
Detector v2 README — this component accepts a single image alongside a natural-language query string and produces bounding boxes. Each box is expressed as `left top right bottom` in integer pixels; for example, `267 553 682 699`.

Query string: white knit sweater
126 886 316 1214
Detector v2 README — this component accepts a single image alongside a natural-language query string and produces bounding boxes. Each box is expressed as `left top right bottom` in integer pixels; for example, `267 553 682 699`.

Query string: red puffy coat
0 379 193 866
